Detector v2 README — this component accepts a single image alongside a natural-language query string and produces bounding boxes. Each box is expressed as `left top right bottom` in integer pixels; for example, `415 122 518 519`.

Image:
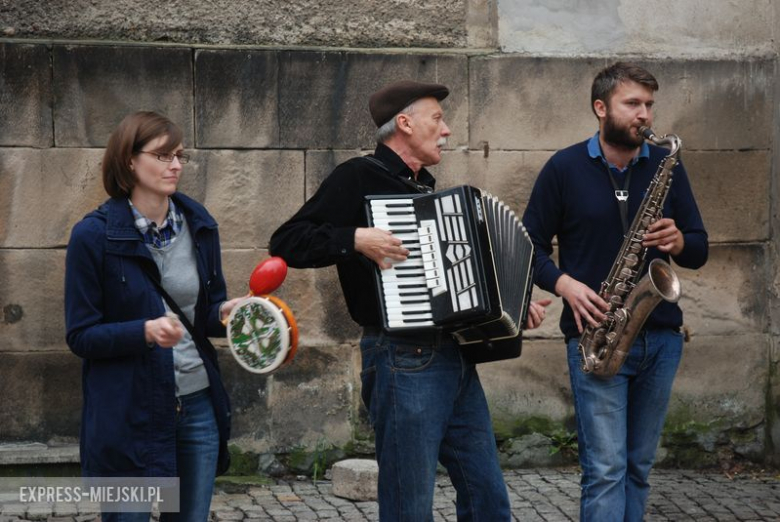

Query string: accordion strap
361 155 432 194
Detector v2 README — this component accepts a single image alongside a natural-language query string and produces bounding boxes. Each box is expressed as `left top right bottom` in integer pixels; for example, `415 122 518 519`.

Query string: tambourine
226 257 299 374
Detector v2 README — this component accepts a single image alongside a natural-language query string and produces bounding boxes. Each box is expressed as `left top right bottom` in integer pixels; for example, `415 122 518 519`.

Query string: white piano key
388 258 424 268
382 274 425 286
385 303 431 315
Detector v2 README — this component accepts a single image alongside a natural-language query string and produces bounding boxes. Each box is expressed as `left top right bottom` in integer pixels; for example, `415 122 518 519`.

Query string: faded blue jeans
567 328 683 522
360 329 510 522
102 387 220 522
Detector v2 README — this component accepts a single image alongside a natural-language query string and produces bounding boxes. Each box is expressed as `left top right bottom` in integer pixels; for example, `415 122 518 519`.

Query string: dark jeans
360 329 510 521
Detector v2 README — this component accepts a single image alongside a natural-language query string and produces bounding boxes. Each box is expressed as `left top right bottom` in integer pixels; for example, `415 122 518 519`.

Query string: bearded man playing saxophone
522 62 708 521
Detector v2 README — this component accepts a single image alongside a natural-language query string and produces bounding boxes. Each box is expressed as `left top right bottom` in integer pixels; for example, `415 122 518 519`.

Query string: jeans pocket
390 343 436 372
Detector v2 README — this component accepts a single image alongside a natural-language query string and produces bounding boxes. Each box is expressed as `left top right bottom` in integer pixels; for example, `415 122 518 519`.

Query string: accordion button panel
418 219 447 297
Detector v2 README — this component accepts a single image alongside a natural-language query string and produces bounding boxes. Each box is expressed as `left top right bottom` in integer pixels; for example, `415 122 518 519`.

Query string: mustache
437 137 447 147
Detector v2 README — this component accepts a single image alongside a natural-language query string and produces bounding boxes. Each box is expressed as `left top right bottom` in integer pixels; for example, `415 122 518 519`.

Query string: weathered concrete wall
3 0 776 58
0 0 496 49
498 0 777 57
0 37 775 469
768 24 780 466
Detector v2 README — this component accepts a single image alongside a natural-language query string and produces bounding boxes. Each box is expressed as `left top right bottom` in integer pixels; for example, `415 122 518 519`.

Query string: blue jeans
102 388 220 522
567 328 683 522
360 330 510 522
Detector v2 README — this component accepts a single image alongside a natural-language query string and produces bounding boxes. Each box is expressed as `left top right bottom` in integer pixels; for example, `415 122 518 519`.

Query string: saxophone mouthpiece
639 126 655 140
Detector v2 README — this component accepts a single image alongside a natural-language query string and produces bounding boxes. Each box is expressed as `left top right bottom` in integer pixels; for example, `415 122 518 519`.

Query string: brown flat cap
369 80 450 128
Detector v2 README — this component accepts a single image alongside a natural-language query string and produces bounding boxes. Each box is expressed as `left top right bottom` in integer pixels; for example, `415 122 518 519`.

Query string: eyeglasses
137 150 191 164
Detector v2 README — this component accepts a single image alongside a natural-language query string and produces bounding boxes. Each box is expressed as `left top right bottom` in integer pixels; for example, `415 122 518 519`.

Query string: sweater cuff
331 226 357 258
538 267 565 295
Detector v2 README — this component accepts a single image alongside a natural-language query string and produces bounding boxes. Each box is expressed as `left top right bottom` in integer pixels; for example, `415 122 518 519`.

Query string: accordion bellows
366 185 535 345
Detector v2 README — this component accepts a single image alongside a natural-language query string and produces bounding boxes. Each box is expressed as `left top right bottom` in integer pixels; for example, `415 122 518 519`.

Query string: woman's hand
220 296 248 323
145 314 185 348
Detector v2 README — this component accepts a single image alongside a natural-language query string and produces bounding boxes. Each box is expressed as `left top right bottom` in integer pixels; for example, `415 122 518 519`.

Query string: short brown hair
591 62 659 117
102 111 184 198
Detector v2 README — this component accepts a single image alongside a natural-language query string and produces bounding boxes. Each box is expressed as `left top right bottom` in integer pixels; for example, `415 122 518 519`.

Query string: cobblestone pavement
1 468 779 521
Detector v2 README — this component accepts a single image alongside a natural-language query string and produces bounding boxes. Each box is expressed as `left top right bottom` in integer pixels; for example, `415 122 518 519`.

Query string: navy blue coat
64 193 231 477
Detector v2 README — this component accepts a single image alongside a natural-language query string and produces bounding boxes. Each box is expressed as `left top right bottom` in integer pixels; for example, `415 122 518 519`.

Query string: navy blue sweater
522 139 708 341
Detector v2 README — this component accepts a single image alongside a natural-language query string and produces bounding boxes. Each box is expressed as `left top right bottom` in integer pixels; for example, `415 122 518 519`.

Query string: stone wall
0 0 778 470
0 39 776 469
498 0 777 57
0 0 496 49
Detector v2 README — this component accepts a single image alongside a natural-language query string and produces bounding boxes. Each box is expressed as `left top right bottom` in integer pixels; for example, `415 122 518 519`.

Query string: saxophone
578 126 683 378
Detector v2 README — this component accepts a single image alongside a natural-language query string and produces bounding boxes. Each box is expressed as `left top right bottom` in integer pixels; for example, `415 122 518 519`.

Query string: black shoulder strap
360 155 432 194
360 154 390 172
142 264 213 353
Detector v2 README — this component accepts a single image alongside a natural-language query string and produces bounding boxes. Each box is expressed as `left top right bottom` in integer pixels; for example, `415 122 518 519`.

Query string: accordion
365 185 535 351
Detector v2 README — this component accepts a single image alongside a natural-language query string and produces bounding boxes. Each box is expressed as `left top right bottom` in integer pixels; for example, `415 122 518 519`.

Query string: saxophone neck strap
602 162 633 234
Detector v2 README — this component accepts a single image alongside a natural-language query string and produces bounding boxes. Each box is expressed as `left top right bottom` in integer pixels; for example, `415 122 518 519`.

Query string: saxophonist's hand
555 274 609 333
643 218 684 256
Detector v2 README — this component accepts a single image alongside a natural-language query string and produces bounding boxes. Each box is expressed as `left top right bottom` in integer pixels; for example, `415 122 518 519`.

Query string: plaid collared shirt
128 198 184 249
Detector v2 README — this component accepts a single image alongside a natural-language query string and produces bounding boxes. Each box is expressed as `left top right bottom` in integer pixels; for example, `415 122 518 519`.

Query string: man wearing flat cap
271 80 546 520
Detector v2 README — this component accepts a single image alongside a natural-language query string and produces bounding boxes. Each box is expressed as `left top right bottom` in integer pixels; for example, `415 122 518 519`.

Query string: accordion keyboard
369 199 446 328
366 185 534 340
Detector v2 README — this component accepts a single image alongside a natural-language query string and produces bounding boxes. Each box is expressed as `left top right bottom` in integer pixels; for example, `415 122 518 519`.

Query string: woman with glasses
65 111 242 521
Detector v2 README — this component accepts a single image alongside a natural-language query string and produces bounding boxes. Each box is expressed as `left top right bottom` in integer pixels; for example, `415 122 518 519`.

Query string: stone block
501 433 565 468
217 345 273 450
469 56 600 151
480 339 573 427
0 43 53 147
195 50 279 148
438 149 554 212
683 150 771 243
499 0 775 57
279 52 468 149
632 58 774 151
0 148 105 248
52 45 193 147
331 459 378 501
469 56 773 152
177 149 305 249
676 244 767 338
0 442 79 465
224 341 356 452
0 250 68 351
0 0 473 48
0 352 82 441
671 333 768 427
266 343 355 449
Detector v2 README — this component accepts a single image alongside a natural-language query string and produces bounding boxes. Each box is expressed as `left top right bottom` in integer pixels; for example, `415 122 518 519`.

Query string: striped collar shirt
128 198 183 248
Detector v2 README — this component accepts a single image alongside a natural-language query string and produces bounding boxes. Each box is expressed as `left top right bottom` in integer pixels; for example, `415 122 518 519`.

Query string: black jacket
270 144 435 327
